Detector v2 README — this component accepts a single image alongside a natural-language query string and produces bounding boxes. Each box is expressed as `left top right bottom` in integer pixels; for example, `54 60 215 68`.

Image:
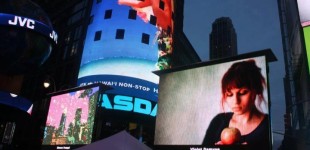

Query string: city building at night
209 17 238 60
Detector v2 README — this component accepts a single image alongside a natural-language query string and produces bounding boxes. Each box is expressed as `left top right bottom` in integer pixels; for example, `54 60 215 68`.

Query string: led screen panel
42 86 100 148
297 0 310 74
297 0 310 27
78 0 174 103
154 55 272 150
303 26 310 75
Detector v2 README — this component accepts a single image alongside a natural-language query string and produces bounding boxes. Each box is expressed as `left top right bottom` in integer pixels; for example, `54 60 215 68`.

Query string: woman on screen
202 59 270 149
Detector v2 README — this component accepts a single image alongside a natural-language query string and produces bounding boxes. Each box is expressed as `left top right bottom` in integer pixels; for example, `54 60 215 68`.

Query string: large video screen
78 0 174 104
154 55 272 149
303 26 310 75
297 0 310 27
297 0 310 74
42 85 100 148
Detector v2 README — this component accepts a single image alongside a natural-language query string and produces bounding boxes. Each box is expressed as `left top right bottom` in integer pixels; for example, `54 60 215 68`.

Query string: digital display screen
297 0 310 74
42 86 100 147
78 0 174 103
154 55 272 149
303 26 310 75
297 0 310 27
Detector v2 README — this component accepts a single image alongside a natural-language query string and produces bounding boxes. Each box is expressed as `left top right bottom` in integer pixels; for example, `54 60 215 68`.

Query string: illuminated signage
303 26 310 74
101 94 157 117
297 0 310 74
78 0 174 102
297 0 310 27
0 13 58 44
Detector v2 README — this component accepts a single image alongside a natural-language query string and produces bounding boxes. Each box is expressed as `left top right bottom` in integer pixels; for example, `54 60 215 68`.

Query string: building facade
209 17 238 60
7 0 201 149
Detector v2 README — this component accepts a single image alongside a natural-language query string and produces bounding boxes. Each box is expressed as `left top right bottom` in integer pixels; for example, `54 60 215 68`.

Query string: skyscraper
209 17 237 60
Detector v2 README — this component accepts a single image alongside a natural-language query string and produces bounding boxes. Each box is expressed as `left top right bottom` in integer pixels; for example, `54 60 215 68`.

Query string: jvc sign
8 16 35 29
101 94 157 117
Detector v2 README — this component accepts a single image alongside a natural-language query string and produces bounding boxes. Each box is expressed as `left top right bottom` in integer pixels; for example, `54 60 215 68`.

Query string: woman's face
224 87 255 115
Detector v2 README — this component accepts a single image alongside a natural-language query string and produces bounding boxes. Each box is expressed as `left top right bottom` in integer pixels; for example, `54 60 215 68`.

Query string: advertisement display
42 85 101 150
154 52 272 150
296 0 310 27
77 0 174 104
303 26 310 74
297 0 310 74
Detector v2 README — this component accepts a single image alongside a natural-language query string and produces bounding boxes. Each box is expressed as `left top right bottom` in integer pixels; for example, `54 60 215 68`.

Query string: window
94 31 102 41
159 0 165 10
104 9 112 19
116 29 125 39
150 15 157 26
74 26 82 40
89 15 94 24
96 0 102 4
141 33 150 44
70 42 79 56
128 9 137 20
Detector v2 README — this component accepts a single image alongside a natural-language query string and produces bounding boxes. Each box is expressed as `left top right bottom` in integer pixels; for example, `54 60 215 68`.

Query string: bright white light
43 82 50 88
10 93 18 97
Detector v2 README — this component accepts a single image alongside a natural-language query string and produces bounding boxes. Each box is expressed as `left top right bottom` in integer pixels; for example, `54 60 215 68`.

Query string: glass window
94 31 102 41
105 9 112 19
129 9 137 20
150 15 157 26
141 33 150 44
159 0 165 10
116 29 125 39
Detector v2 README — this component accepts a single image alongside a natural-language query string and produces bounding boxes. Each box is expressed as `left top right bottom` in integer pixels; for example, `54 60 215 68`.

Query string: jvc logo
8 16 35 29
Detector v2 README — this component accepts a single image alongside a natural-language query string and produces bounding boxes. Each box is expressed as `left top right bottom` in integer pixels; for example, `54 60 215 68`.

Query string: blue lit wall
78 0 173 103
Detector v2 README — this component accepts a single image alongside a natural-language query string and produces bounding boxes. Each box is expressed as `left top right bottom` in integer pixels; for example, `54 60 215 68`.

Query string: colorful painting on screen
42 87 99 145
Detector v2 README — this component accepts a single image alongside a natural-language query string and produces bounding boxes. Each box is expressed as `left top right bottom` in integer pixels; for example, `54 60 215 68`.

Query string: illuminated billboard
303 26 310 74
78 0 174 104
297 0 310 74
42 85 101 149
154 50 273 150
297 0 310 27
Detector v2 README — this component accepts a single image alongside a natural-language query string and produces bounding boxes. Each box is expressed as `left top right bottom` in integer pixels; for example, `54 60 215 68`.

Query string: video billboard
297 0 310 74
42 85 100 149
154 53 272 150
77 0 174 105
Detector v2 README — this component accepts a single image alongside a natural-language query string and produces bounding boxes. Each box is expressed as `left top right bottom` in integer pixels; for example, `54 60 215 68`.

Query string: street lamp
43 75 56 92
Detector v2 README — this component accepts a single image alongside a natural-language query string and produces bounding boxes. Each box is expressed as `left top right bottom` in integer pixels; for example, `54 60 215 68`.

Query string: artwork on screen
154 54 272 150
42 85 100 148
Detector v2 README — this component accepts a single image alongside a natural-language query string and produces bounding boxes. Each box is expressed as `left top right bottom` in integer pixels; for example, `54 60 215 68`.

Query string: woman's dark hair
221 59 266 111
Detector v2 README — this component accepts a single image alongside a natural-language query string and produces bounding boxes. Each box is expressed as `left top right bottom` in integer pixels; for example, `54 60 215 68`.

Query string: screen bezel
153 49 276 150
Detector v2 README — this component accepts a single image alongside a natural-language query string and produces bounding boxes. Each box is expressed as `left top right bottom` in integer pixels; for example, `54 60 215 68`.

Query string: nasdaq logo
101 94 157 117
